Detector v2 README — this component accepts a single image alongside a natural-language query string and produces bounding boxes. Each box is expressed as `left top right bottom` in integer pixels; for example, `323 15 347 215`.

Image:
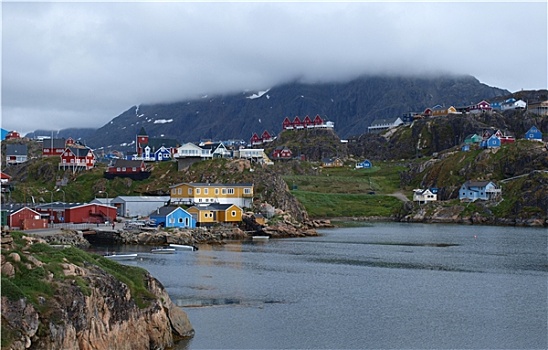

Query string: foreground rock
1 234 194 350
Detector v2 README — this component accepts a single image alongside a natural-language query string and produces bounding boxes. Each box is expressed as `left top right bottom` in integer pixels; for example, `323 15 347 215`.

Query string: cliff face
1 234 194 350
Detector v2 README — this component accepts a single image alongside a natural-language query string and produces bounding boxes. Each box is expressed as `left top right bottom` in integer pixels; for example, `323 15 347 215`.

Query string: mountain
25 128 97 142
76 75 511 150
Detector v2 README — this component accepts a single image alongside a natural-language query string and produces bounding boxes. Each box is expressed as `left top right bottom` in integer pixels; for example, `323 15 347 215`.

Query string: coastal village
1 97 547 232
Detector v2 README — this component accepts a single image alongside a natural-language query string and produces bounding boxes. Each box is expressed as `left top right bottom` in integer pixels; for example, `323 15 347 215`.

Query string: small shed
356 159 372 169
524 126 542 141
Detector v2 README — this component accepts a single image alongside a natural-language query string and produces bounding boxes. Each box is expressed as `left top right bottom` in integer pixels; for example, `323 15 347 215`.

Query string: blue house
153 146 172 162
459 180 501 201
480 135 501 149
356 159 372 169
149 206 196 228
524 126 542 141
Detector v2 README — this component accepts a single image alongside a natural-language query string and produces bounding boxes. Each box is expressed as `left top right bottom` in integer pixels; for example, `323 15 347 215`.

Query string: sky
2 1 547 135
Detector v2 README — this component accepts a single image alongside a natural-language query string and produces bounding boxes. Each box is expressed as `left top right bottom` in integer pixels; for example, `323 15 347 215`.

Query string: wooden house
151 146 172 162
431 106 457 117
413 189 437 204
42 138 67 157
422 108 433 117
250 133 262 146
187 203 243 226
528 100 548 116
104 159 150 180
5 130 21 140
464 134 482 144
459 180 501 201
313 114 324 126
367 117 403 133
261 130 274 143
355 159 372 169
501 98 527 111
149 206 196 228
302 115 313 128
322 157 344 168
524 126 543 141
7 206 47 230
60 147 96 171
169 182 254 208
469 100 492 114
271 146 293 160
65 203 117 224
136 127 179 159
175 142 208 159
282 117 294 130
293 116 304 129
201 142 230 158
481 135 501 149
5 144 28 165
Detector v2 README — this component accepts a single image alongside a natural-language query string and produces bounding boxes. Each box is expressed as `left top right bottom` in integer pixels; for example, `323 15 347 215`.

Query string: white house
459 181 501 201
501 98 527 111
413 189 437 203
174 142 211 159
367 117 404 133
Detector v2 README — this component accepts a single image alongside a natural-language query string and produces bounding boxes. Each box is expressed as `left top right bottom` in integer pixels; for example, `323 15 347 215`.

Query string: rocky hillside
77 74 508 151
1 233 194 350
347 109 548 160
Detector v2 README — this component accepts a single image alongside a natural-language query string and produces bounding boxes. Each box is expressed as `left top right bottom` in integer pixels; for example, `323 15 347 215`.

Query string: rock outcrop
1 234 194 350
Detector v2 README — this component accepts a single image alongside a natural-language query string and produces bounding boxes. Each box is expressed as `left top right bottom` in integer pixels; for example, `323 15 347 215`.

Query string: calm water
97 223 548 349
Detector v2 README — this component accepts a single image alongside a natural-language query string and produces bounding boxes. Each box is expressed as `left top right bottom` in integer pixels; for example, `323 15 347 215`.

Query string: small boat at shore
169 244 199 251
150 247 176 254
104 253 138 260
252 235 270 242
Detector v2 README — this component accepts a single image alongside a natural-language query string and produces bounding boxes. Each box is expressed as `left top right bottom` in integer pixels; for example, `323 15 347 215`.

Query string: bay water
102 222 547 349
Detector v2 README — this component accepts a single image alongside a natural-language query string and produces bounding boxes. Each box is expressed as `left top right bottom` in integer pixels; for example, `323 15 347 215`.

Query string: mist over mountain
32 75 511 150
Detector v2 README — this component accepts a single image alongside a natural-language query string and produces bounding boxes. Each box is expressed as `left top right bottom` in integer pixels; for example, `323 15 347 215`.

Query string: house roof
109 159 144 168
147 138 179 149
111 196 170 203
169 182 253 189
150 205 188 217
6 144 28 155
66 147 93 157
190 203 241 211
43 138 66 148
463 180 494 188
137 127 148 136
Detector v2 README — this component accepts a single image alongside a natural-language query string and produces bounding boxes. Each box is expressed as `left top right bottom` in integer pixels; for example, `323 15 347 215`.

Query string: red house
5 130 21 140
303 115 313 128
313 114 324 126
60 147 96 171
261 130 273 143
422 108 433 117
282 117 294 130
42 138 67 157
293 116 304 129
65 203 117 224
271 146 293 160
469 100 492 114
250 133 262 146
104 159 150 180
8 207 47 230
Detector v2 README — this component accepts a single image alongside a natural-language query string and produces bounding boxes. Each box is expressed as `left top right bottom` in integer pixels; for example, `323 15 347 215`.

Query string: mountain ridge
27 74 513 150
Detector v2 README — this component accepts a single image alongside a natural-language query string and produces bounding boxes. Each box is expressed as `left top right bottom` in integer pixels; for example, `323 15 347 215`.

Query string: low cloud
2 2 546 134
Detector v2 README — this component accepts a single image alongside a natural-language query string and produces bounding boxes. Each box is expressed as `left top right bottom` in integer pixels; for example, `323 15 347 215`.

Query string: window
227 188 234 195
188 188 192 195
244 188 251 195
215 188 219 195
178 188 182 195
122 167 126 171
231 210 237 217
178 217 183 223
132 167 137 171
185 218 189 226
204 188 208 195
171 189 176 195
196 188 201 195
116 167 121 172
222 188 226 195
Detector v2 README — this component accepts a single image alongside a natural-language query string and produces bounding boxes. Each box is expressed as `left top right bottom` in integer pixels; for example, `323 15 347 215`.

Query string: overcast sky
2 1 547 135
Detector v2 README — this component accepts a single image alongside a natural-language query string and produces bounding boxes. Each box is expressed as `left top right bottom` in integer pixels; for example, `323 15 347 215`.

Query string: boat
169 244 199 251
103 253 138 260
150 247 176 254
252 235 270 242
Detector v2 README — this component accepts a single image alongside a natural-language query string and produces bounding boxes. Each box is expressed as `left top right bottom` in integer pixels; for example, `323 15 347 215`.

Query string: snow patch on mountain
247 89 271 100
154 119 173 124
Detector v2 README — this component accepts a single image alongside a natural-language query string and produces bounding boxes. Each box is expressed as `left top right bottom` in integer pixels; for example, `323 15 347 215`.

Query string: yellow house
187 204 243 226
431 106 457 117
169 182 253 208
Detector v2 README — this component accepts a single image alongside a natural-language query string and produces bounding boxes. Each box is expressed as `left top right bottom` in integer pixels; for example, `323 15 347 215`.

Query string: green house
464 134 482 144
